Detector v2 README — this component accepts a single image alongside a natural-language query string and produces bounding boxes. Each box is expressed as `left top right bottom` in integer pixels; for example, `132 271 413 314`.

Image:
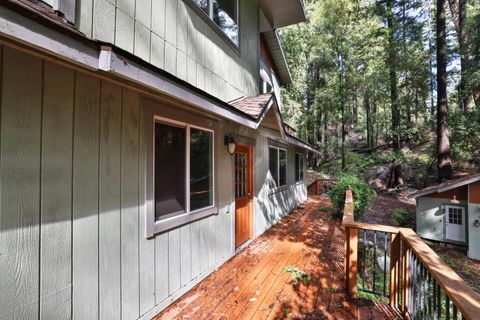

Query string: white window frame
295 153 305 182
269 145 287 188
146 115 216 237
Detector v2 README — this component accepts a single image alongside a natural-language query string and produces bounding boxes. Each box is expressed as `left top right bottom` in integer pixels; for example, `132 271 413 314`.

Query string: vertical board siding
0 47 42 320
138 103 155 315
99 80 122 320
121 88 140 320
154 231 169 304
180 224 192 287
40 61 75 320
0 46 308 320
79 0 258 104
72 72 101 320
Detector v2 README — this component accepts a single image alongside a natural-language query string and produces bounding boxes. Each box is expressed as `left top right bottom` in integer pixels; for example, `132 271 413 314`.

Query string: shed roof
410 173 480 199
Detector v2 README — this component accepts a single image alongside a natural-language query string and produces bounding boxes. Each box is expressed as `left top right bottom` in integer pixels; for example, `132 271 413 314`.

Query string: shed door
445 206 466 243
235 145 253 248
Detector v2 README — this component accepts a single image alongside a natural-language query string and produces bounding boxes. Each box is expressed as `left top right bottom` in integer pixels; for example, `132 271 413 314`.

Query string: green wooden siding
0 46 306 320
76 0 260 103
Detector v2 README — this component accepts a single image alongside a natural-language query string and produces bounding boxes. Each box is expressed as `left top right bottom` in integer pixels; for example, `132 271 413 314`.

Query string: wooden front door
235 145 253 248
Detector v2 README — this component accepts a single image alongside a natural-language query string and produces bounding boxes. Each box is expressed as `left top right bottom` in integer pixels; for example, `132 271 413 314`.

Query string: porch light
450 195 460 204
224 135 236 155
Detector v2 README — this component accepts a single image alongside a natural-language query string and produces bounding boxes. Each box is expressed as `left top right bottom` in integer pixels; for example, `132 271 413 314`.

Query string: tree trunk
448 0 474 111
387 0 400 149
365 93 372 152
436 0 453 180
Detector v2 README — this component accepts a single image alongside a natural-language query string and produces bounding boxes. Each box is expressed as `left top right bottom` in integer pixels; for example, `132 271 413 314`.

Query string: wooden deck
154 196 398 320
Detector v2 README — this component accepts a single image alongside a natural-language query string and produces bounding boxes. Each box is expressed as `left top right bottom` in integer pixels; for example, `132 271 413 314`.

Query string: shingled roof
230 92 274 119
410 173 480 199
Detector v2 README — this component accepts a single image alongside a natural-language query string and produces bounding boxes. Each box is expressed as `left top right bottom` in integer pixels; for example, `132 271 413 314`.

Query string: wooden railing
307 178 338 196
342 189 480 320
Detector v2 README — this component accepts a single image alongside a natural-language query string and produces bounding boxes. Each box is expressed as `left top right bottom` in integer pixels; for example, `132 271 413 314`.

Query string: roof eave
259 0 307 29
262 30 292 85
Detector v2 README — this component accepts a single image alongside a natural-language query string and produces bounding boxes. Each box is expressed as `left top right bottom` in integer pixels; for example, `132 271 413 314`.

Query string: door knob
248 193 252 201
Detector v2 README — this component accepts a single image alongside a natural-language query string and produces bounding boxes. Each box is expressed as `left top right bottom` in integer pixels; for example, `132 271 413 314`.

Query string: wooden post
389 232 401 308
344 227 358 296
401 239 410 314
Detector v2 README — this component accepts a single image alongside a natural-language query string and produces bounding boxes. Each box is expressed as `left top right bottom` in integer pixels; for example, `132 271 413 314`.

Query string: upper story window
269 146 287 188
188 0 239 47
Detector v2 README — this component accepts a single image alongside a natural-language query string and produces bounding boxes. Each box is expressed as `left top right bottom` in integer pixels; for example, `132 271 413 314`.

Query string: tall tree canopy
280 0 480 180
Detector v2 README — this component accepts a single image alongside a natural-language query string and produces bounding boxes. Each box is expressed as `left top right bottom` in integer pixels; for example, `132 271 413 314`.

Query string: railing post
344 226 358 296
401 238 410 315
390 232 401 309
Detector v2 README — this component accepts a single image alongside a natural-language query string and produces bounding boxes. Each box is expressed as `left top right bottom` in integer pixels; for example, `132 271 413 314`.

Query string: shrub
330 175 374 219
390 208 416 229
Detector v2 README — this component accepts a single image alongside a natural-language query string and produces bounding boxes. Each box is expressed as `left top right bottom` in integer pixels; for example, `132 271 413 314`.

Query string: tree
436 0 453 180
386 0 401 150
448 0 475 111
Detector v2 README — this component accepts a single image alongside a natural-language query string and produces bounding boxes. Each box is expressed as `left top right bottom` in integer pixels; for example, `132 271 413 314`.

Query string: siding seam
38 57 45 320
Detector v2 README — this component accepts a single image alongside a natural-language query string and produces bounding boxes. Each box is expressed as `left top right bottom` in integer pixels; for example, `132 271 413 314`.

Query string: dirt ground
365 192 480 295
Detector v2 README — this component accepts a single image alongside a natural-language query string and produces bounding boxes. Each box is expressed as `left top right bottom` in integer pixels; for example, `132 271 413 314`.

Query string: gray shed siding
0 45 306 320
76 0 260 103
416 197 468 243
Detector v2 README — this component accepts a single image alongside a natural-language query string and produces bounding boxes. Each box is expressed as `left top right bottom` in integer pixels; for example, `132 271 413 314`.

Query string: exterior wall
76 0 260 103
416 197 468 244
468 183 480 260
0 45 306 319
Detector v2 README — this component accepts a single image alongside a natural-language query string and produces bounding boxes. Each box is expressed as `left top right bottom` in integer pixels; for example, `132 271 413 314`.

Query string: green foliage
329 175 374 219
390 208 416 229
450 109 480 161
283 266 312 284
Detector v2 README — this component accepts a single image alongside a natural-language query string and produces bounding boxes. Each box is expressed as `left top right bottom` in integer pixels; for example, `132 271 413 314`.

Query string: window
295 153 305 182
188 0 239 47
448 207 463 225
151 118 215 231
269 146 287 188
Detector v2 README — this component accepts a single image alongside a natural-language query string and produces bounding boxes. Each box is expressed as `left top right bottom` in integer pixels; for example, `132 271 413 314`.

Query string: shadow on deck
154 196 400 320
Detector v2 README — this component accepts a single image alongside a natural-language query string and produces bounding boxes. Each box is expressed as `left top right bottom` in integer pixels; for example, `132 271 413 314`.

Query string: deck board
154 196 398 320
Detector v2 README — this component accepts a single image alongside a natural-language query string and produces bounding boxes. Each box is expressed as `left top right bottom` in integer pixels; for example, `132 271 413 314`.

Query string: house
410 173 480 261
0 0 317 319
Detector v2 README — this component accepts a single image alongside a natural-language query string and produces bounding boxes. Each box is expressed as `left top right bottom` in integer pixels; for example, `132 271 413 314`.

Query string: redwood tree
436 0 453 180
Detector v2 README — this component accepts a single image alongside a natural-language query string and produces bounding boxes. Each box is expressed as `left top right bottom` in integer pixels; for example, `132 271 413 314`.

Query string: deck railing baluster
447 296 451 320
342 189 480 320
363 229 367 290
383 232 388 297
373 231 377 293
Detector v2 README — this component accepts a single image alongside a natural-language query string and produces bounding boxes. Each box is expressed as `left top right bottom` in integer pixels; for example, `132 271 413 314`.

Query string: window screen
155 122 186 220
295 154 305 182
269 147 278 187
279 149 287 186
190 128 213 211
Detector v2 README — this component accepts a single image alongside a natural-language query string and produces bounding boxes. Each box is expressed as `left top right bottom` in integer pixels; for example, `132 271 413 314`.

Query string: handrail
342 189 480 319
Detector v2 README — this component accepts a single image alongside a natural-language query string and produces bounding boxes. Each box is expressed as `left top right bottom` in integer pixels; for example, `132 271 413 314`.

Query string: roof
410 173 480 199
262 30 292 85
259 0 307 29
229 93 319 154
230 93 274 119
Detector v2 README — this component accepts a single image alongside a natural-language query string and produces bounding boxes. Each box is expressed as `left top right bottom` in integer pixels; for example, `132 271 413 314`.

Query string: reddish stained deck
154 196 398 320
